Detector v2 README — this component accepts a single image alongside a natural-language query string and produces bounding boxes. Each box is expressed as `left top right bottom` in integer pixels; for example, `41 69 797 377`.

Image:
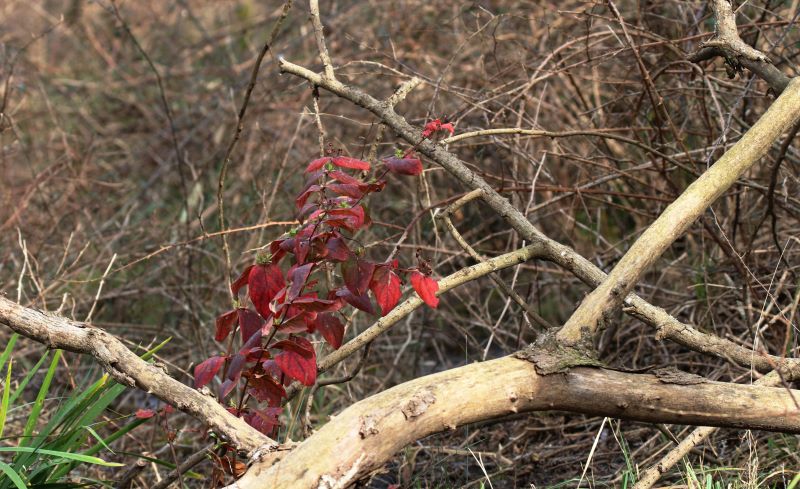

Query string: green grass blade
28 379 124 483
0 461 27 489
7 351 51 409
0 334 17 374
788 472 800 489
0 356 12 439
31 374 111 450
81 426 113 454
20 350 62 447
45 418 148 482
140 337 171 361
81 417 146 458
0 447 122 466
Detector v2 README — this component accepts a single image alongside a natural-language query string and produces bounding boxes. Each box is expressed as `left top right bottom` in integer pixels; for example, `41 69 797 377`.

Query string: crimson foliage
195 131 451 437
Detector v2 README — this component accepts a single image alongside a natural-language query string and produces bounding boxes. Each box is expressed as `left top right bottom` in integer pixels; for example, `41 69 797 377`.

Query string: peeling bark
231 357 800 488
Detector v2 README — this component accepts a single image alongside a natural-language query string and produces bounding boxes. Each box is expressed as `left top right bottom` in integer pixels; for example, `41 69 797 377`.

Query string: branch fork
688 0 791 93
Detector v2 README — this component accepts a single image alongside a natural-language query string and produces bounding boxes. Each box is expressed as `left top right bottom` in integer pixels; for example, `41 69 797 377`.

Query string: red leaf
421 118 455 138
215 309 238 342
370 265 402 315
272 336 315 355
219 379 238 400
342 258 375 296
325 236 351 261
298 202 319 221
194 355 226 389
295 238 311 264
329 171 362 185
410 271 439 308
226 353 246 382
269 240 288 264
135 408 156 419
332 156 370 171
287 263 314 301
326 206 366 231
277 312 313 334
244 407 282 435
246 372 286 406
272 337 317 386
336 288 374 314
231 265 254 296
422 119 440 138
305 157 332 173
383 156 423 176
292 295 340 312
315 313 345 349
249 264 285 319
237 308 264 343
328 183 364 199
296 184 321 209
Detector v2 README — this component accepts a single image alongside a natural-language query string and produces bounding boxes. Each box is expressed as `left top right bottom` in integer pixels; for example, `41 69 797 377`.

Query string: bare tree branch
231 358 800 488
688 0 792 94
632 372 782 489
557 77 800 345
0 296 276 455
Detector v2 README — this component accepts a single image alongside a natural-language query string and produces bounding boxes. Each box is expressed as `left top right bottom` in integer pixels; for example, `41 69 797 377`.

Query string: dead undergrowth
2 0 800 487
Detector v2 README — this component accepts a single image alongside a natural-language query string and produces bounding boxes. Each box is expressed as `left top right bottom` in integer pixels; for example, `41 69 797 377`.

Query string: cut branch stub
514 329 603 375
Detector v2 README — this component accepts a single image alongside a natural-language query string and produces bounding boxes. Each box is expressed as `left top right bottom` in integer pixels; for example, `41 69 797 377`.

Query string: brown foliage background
2 0 799 486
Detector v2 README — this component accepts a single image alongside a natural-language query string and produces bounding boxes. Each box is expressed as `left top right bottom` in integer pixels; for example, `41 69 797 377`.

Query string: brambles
194 142 449 438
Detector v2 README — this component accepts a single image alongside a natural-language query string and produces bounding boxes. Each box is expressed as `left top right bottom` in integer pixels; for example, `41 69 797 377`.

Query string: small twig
688 0 792 94
436 189 552 330
557 78 800 345
277 55 800 379
114 459 147 489
108 0 190 242
85 253 117 323
303 343 372 437
217 1 293 305
308 0 335 80
282 242 548 402
311 88 326 156
386 77 422 107
150 444 214 489
112 221 296 276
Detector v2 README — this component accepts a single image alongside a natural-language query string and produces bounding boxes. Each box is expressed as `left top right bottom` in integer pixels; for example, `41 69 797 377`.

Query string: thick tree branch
231 358 800 488
557 77 800 345
632 372 782 489
0 296 275 455
688 0 792 94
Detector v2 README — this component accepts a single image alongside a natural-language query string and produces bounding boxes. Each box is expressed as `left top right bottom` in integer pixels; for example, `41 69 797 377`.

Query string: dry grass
2 0 800 487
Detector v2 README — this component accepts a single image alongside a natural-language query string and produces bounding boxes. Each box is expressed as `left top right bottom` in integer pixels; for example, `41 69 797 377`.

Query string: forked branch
688 0 792 94
231 357 800 488
557 77 800 345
